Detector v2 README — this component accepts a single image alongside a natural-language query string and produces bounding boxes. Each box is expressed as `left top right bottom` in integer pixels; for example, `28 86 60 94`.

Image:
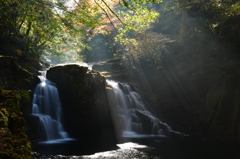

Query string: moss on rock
0 56 40 90
0 56 39 158
0 91 32 158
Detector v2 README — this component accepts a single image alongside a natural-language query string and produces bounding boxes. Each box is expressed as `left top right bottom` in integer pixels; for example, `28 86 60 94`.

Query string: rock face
203 85 240 141
0 91 32 159
0 56 40 90
0 56 39 158
46 64 116 148
92 58 130 82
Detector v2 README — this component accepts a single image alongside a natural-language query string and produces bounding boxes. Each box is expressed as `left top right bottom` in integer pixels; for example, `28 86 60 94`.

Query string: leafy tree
0 0 163 62
124 32 174 67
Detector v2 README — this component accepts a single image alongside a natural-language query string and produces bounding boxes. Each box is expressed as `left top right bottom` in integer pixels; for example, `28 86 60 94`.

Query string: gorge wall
0 56 40 158
93 58 240 143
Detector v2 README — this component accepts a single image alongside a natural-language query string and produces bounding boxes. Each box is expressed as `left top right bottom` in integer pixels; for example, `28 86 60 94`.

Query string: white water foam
107 80 183 137
32 78 74 143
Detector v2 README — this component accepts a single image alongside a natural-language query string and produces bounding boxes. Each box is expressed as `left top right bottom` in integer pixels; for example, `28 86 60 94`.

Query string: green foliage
121 0 162 8
0 0 100 59
176 0 240 51
123 32 174 68
115 7 160 45
0 0 164 63
78 32 123 62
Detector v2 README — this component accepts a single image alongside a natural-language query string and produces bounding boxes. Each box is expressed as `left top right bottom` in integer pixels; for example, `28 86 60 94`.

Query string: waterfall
32 77 72 144
107 80 180 137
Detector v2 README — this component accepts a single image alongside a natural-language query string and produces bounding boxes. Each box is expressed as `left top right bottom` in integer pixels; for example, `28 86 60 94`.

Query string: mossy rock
0 91 32 158
0 56 40 90
92 58 130 82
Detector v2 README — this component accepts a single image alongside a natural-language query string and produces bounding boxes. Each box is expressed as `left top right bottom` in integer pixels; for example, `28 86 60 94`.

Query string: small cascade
32 77 72 143
107 80 180 137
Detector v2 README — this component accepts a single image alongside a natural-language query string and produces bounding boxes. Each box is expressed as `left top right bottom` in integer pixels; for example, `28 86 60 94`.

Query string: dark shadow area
32 136 240 159
32 138 119 156
118 136 240 159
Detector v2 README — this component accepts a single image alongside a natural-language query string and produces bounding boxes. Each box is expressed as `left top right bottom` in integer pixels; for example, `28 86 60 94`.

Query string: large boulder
46 64 116 148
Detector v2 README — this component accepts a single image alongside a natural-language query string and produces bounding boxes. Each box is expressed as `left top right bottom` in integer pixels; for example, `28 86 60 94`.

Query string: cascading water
107 80 180 137
31 76 72 144
31 63 94 144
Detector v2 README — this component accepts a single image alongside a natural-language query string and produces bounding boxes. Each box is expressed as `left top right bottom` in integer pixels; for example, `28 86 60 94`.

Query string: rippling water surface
32 137 240 159
32 141 161 159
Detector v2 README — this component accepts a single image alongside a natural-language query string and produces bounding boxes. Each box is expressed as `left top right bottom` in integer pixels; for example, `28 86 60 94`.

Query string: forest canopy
0 0 239 64
0 0 162 62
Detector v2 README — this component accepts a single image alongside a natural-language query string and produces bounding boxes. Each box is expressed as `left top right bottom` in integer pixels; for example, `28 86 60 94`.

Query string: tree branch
101 0 124 24
93 0 118 32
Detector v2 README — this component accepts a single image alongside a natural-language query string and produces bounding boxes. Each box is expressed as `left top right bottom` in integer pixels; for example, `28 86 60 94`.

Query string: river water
32 136 240 159
31 64 240 159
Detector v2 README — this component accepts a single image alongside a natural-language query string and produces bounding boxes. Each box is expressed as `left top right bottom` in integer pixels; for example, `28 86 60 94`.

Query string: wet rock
47 64 116 149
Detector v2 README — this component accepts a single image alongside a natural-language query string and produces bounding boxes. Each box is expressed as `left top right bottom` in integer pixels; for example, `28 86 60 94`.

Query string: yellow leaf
16 49 23 56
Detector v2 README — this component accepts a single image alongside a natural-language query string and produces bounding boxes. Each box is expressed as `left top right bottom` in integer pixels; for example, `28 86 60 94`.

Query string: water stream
31 63 93 144
107 80 181 137
31 76 73 144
